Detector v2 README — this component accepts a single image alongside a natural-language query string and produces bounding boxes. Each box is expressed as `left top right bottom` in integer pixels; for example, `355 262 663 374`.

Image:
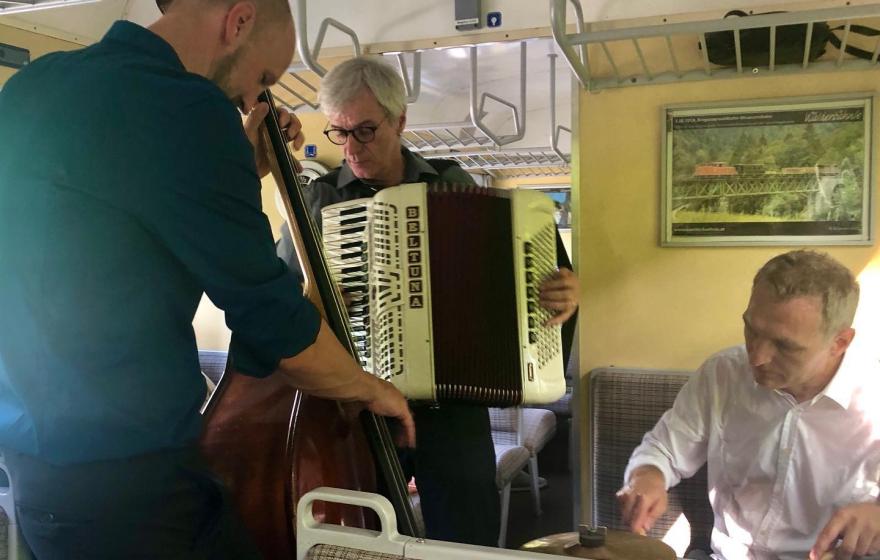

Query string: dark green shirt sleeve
137 96 320 377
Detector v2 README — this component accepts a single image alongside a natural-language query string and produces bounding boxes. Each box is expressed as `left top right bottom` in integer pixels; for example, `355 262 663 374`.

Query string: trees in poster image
671 121 864 222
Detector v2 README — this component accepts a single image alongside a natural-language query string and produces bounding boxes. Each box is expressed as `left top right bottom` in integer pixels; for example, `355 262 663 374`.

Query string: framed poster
662 95 873 246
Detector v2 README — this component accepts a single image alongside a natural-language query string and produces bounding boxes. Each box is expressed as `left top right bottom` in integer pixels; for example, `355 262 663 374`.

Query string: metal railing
551 0 880 91
469 41 527 146
294 0 361 77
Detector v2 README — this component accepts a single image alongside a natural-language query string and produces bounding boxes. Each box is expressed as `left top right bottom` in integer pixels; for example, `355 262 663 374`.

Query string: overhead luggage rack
402 121 569 179
423 147 570 179
403 49 571 180
402 121 493 151
551 0 880 92
273 1 572 180
273 69 321 112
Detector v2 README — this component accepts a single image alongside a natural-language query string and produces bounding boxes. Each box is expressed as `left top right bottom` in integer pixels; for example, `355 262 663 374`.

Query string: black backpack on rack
701 10 880 67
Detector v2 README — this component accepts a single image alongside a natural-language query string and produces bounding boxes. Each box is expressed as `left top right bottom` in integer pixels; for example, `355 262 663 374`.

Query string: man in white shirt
618 250 880 560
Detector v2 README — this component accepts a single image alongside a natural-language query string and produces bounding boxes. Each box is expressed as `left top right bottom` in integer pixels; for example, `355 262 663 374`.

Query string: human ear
830 327 856 357
222 1 257 49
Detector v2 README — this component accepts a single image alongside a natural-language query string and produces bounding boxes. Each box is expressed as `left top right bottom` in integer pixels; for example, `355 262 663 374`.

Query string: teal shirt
0 21 320 464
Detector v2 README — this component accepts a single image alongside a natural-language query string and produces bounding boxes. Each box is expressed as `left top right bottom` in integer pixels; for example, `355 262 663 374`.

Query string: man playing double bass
0 1 413 558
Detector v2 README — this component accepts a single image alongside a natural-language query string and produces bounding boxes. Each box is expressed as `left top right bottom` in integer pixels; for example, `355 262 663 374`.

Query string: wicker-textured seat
589 367 713 556
305 544 405 559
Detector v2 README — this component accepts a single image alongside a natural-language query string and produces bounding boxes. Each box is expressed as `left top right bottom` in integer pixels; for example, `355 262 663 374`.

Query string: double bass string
260 90 421 538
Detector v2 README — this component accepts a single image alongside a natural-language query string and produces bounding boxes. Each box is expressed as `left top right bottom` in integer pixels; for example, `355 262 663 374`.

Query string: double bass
199 90 420 559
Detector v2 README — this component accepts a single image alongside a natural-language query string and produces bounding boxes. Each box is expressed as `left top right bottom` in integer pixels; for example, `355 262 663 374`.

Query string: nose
344 136 365 157
747 337 774 368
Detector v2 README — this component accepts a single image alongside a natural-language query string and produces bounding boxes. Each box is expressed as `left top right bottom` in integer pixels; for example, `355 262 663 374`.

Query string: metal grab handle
295 487 407 560
550 0 590 89
295 0 361 77
469 42 527 147
395 52 422 104
297 487 400 534
278 74 319 111
548 53 571 164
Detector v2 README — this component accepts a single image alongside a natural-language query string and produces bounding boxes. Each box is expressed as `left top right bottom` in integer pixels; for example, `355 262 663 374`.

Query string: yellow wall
576 69 880 519
578 72 879 374
259 111 342 239
0 24 80 84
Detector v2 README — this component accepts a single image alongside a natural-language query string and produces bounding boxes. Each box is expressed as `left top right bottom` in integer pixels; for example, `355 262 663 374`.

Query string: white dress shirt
625 343 880 560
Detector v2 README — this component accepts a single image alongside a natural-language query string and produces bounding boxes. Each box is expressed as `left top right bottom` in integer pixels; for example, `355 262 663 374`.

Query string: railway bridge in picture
672 164 854 220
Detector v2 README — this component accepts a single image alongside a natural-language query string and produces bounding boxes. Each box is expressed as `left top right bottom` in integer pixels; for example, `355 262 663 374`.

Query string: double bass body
199 91 415 559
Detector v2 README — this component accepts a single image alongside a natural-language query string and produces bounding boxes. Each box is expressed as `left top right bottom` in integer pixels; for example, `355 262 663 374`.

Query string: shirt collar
335 147 439 189
103 21 185 72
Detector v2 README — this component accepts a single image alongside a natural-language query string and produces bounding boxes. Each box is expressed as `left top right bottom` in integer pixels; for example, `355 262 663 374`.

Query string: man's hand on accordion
539 267 580 326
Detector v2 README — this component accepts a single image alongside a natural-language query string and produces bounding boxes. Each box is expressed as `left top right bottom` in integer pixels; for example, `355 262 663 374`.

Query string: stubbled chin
753 368 779 388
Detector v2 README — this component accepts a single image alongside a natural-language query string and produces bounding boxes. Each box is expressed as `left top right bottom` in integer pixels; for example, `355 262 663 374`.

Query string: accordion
321 183 565 407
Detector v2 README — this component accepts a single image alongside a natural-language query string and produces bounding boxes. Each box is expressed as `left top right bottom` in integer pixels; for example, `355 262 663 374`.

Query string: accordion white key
321 183 565 407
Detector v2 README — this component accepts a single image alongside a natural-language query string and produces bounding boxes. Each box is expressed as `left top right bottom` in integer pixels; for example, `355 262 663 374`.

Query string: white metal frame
551 0 880 91
468 42 528 147
294 0 362 78
297 487 569 559
283 4 572 179
0 0 97 15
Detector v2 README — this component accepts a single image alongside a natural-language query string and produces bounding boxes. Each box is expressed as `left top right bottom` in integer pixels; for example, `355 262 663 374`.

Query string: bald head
150 0 295 113
158 0 292 34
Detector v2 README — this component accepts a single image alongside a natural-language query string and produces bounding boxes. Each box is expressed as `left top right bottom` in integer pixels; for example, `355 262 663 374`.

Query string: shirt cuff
624 457 678 490
229 300 321 378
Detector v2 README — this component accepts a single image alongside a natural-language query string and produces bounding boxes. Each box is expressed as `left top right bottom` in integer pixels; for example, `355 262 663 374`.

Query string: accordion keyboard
321 199 380 376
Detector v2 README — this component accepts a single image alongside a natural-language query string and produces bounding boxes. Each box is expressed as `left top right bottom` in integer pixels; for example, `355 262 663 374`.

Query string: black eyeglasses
323 122 383 145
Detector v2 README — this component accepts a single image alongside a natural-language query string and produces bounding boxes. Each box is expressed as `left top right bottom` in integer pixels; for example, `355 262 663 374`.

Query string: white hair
318 56 406 119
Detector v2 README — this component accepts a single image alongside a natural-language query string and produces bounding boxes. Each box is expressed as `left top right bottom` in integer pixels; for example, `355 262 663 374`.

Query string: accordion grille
526 222 563 370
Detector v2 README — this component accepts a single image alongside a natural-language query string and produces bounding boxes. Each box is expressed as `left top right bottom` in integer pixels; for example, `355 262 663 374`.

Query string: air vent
0 43 29 70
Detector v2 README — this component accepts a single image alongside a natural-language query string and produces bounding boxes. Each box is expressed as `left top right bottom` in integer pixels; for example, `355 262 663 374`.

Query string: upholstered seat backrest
305 544 405 560
198 350 229 385
590 367 713 553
